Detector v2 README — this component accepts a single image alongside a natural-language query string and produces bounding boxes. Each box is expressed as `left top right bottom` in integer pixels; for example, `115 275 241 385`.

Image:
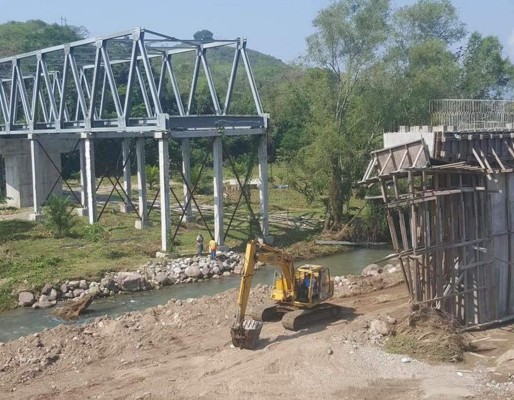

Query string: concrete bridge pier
213 136 224 247
0 138 76 213
181 138 193 223
120 138 134 213
135 137 150 229
258 134 271 243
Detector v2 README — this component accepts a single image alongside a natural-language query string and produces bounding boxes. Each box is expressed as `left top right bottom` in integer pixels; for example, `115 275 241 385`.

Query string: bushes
43 194 76 238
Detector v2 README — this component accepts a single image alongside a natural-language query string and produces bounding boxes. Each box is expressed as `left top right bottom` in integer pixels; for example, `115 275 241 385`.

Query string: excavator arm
233 240 295 327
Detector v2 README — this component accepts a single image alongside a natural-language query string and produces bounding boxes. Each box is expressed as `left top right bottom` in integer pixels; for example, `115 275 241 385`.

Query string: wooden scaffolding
363 131 514 326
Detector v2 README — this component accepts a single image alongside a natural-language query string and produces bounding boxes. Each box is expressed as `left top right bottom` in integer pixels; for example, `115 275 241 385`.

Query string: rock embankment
17 252 244 310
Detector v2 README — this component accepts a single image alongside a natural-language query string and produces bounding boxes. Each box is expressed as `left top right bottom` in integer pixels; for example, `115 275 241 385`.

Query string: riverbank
1 268 513 399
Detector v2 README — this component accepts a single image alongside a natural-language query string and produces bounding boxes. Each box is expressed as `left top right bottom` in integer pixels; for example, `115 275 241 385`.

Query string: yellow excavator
231 240 339 349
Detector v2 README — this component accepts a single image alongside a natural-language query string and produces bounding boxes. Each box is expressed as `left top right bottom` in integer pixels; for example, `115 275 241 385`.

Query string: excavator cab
294 265 334 305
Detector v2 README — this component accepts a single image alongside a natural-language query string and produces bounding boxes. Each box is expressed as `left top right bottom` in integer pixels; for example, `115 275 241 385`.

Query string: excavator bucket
230 319 263 350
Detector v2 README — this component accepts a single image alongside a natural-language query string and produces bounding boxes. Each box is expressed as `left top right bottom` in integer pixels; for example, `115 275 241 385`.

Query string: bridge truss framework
0 27 270 251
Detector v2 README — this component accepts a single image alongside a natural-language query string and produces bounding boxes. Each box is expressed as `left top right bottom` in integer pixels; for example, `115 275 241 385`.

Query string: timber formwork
364 126 514 326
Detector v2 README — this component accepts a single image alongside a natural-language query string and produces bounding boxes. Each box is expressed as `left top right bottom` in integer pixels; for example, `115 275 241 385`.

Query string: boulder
184 265 202 278
41 283 54 295
60 283 69 294
233 264 243 275
18 291 35 307
100 277 117 292
53 293 95 320
47 288 58 301
362 264 382 277
73 288 85 297
68 280 80 289
118 273 147 292
39 294 49 303
79 280 88 290
32 301 54 310
155 272 170 286
222 271 231 277
370 319 391 336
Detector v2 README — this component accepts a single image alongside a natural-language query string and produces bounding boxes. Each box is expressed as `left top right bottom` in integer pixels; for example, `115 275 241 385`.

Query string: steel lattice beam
0 27 268 137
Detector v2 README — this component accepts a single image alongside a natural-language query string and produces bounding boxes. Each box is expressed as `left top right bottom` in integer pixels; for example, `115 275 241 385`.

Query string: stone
184 265 202 278
38 294 49 303
233 264 243 275
73 289 85 297
60 283 69 294
79 280 88 290
222 271 231 277
117 273 146 292
68 281 80 289
212 266 221 275
48 289 58 301
334 276 341 284
155 272 170 286
370 319 391 336
100 277 117 292
32 301 54 310
386 315 397 325
41 283 54 295
53 294 95 320
361 264 382 277
18 291 35 307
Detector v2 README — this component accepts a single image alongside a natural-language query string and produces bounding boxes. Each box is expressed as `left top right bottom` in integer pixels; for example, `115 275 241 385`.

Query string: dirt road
0 272 512 400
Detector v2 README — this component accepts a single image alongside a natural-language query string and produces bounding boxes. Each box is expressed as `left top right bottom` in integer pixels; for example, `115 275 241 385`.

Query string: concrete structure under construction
0 27 270 251
363 101 514 327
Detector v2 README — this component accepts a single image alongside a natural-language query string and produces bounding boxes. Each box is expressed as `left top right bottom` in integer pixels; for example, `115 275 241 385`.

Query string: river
0 247 393 342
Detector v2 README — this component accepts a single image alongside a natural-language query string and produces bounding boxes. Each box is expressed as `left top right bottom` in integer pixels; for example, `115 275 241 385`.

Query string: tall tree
460 32 513 99
303 0 389 229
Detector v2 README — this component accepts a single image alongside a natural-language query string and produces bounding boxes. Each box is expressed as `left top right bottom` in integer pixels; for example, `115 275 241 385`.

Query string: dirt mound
385 307 470 363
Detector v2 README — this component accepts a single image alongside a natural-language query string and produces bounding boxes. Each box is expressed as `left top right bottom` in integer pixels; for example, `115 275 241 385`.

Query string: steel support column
258 134 270 240
213 136 224 245
158 134 170 251
29 139 42 220
135 137 149 229
84 137 97 224
182 138 193 222
77 140 88 216
121 138 133 212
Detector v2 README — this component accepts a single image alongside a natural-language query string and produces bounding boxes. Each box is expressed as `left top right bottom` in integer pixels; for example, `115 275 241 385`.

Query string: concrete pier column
181 138 193 222
84 137 97 224
135 137 149 229
77 140 88 216
121 138 133 213
213 136 224 246
29 138 43 220
157 133 170 252
258 134 271 241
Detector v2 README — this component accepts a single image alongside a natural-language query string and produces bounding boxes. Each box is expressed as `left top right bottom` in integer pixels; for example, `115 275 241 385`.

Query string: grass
0 180 327 311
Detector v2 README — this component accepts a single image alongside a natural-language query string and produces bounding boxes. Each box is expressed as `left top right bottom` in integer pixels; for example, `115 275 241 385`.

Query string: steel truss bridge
0 27 267 137
0 28 270 252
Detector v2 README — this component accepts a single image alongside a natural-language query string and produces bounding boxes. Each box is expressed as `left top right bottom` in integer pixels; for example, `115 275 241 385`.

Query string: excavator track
251 304 283 322
281 304 341 331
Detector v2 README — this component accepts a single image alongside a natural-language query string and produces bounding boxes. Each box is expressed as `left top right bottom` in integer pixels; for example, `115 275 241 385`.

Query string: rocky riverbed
16 250 399 314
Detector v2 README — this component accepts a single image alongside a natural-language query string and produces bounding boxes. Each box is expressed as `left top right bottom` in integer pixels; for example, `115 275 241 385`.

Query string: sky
0 0 513 62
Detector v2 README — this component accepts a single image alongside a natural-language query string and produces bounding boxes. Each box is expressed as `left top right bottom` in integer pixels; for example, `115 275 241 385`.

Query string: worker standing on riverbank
196 234 204 256
209 239 217 260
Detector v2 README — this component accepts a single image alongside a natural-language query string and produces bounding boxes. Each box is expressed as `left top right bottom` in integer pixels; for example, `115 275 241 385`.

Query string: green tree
0 20 86 57
43 195 76 238
460 32 513 99
304 0 389 229
145 165 159 190
193 29 214 41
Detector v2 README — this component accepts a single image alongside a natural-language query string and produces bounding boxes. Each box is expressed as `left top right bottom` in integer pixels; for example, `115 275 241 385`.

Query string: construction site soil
1 271 514 400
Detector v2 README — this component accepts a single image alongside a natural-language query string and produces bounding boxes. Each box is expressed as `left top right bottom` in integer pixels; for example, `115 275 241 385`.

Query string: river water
0 247 393 342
